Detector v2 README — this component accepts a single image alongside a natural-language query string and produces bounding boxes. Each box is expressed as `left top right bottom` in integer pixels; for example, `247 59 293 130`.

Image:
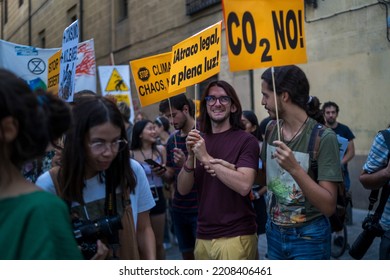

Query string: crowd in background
1 65 389 260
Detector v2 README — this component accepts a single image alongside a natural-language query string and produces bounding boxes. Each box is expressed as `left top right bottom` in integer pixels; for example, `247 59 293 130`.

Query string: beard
209 112 230 124
326 118 336 126
174 118 186 130
267 100 285 120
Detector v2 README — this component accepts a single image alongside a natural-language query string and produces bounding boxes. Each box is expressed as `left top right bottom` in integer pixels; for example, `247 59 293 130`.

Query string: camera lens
349 230 377 259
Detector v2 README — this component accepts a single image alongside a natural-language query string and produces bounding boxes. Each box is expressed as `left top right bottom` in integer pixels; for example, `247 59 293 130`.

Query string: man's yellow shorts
194 234 258 260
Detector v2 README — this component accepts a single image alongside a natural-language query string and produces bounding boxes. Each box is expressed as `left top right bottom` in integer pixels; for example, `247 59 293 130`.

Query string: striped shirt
362 128 390 230
166 131 198 213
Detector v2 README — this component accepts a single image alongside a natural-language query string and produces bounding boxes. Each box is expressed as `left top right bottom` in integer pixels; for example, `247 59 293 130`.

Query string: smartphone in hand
144 159 166 171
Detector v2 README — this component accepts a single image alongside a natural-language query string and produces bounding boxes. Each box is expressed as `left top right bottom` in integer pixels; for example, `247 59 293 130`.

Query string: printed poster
130 52 184 107
169 21 222 93
58 20 79 102
0 39 59 90
98 65 135 122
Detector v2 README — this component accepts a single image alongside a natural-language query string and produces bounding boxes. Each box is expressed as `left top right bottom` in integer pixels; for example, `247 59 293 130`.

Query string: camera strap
104 171 117 216
374 186 390 217
103 171 121 259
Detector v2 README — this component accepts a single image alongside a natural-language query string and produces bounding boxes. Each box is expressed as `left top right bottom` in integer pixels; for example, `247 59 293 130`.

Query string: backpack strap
308 123 326 178
264 120 278 143
379 129 390 152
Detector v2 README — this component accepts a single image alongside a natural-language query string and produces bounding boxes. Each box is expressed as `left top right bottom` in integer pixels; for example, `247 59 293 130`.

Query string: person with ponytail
0 69 83 259
259 65 342 259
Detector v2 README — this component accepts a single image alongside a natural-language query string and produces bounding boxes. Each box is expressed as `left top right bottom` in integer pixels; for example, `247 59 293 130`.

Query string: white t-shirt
36 159 155 227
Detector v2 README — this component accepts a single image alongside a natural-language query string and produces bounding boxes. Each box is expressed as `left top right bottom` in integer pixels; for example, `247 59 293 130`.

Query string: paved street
165 208 381 260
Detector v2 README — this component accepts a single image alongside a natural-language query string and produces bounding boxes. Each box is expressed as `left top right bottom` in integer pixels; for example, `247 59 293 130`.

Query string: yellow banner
130 52 184 107
222 0 307 71
169 21 222 93
47 50 61 96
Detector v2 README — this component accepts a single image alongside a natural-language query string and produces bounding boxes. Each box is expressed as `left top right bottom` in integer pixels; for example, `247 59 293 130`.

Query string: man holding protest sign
159 94 198 260
177 80 259 260
259 65 342 259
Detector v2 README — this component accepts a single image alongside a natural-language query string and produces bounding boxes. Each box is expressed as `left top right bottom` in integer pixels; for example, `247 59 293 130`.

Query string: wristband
183 161 194 173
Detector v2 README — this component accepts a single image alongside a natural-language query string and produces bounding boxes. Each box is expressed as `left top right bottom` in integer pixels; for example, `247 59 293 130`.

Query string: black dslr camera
73 215 123 259
349 213 384 260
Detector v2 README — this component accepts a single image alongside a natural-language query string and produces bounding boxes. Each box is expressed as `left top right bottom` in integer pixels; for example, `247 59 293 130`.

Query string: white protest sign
98 65 134 122
58 20 79 102
0 39 58 90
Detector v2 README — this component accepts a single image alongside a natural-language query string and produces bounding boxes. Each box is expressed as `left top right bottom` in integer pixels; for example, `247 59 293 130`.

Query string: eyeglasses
88 139 128 154
204 95 231 106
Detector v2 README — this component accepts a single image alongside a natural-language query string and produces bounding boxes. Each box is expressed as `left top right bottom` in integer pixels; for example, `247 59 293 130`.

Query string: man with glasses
177 81 259 260
159 94 198 260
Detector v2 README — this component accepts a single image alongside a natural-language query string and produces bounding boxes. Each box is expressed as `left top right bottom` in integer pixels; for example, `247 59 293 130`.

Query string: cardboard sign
130 52 184 107
47 39 97 96
105 68 130 92
75 39 97 94
223 0 307 71
169 21 222 93
98 65 134 121
58 20 79 102
0 39 59 90
47 50 61 95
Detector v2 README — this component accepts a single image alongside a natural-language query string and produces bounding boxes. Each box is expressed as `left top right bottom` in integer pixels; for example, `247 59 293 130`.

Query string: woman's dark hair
242 110 263 141
71 89 96 106
261 65 321 121
199 80 243 133
59 96 136 204
155 116 170 133
131 119 153 150
307 96 324 124
117 101 131 124
0 69 71 176
131 119 161 159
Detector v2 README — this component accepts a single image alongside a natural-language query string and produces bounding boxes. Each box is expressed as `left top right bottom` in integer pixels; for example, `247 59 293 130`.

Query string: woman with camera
37 96 156 259
0 69 82 259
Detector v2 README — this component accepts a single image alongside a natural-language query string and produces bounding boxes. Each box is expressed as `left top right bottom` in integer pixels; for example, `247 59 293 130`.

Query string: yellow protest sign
47 49 61 96
169 21 222 93
105 68 129 92
111 94 130 104
130 52 183 107
222 0 307 71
